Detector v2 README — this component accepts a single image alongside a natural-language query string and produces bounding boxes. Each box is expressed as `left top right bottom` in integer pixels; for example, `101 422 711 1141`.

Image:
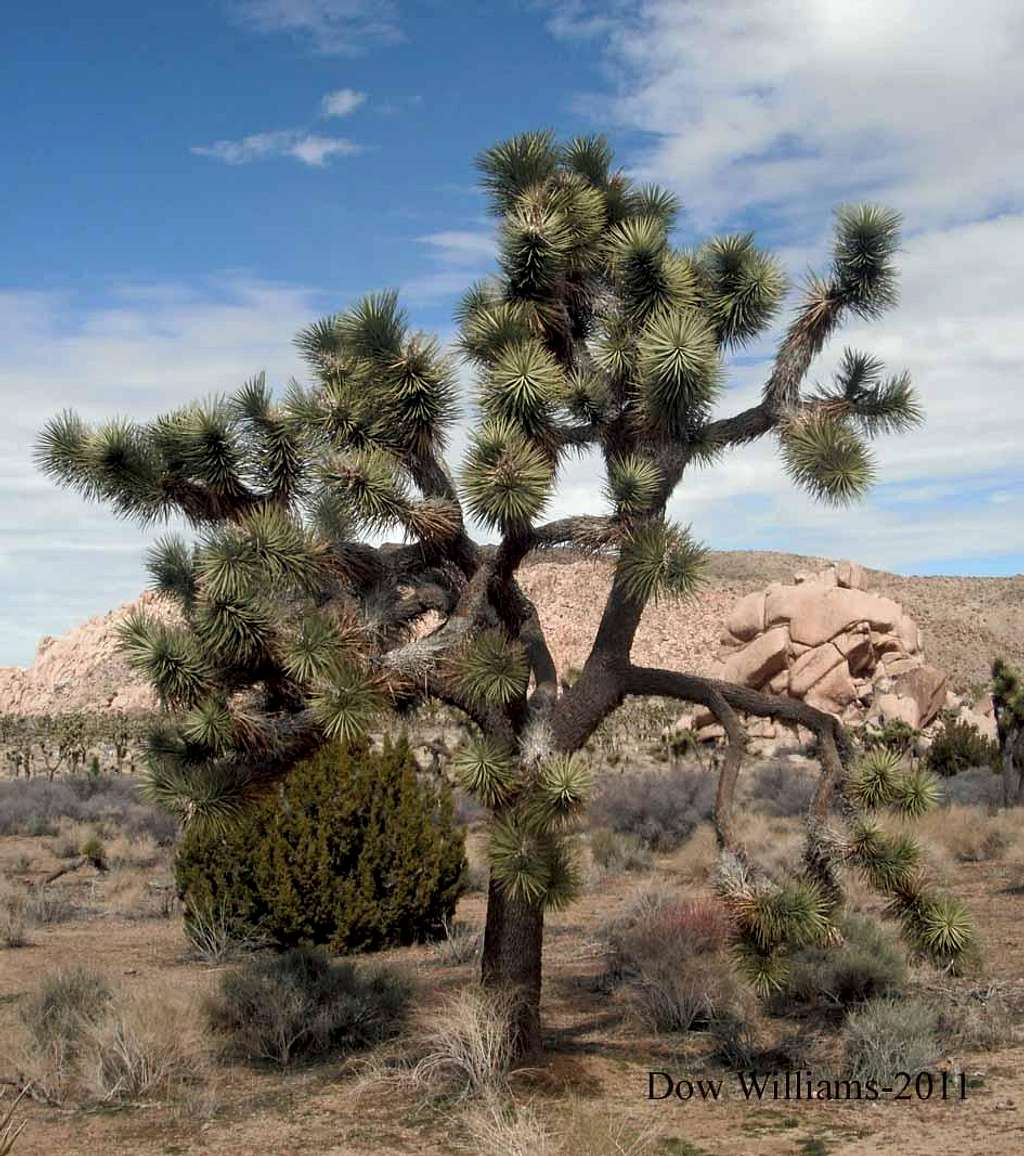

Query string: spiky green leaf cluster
452 630 530 708
460 420 554 532
617 521 707 604
523 754 593 831
310 664 382 742
604 453 662 516
890 767 942 819
637 308 722 433
117 610 210 709
848 748 904 809
831 204 901 317
480 339 565 438
697 233 787 348
488 817 581 909
813 348 924 437
781 411 877 506
848 820 922 892
451 735 518 807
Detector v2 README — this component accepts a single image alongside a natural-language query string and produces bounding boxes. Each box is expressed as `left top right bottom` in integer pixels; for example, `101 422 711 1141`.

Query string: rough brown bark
480 878 545 1060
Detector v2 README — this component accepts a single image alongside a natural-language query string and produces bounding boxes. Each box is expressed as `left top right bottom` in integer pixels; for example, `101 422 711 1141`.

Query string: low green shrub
204 947 411 1066
176 736 466 953
780 915 907 1012
926 715 1000 777
589 828 654 874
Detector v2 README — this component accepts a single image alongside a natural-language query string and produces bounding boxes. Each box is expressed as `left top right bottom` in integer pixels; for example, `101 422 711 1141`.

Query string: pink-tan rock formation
691 562 949 740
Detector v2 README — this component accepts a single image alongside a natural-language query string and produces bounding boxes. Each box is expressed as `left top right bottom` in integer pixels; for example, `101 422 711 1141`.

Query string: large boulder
836 560 867 590
787 588 902 648
679 561 948 740
720 625 790 689
725 591 766 642
894 664 948 729
789 642 845 698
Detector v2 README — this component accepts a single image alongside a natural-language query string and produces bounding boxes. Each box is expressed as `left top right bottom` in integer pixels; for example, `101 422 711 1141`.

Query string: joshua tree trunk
481 881 545 1059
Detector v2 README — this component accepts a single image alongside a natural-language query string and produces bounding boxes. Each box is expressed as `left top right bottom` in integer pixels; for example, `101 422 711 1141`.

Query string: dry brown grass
81 985 207 1103
912 805 1019 863
10 969 207 1108
457 1095 662 1156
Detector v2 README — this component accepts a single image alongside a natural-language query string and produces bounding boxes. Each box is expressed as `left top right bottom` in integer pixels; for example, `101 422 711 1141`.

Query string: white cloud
0 280 325 666
232 0 401 55
416 230 497 266
321 87 366 117
533 0 1024 572
549 0 1024 234
192 129 361 166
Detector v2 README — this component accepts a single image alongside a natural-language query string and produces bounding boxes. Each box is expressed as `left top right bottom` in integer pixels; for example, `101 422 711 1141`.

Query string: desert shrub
746 760 817 818
588 765 715 851
604 890 744 1032
862 719 920 758
934 989 1019 1052
588 828 654 874
204 947 410 1067
927 715 1000 777
842 997 939 1083
780 915 907 1011
0 775 177 844
941 766 1004 807
175 737 466 953
24 887 75 926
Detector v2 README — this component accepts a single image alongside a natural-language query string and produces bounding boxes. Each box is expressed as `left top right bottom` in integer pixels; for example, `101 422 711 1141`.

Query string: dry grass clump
11 967 207 1107
457 1093 556 1156
433 917 482 967
457 1095 661 1156
0 877 76 947
733 813 806 882
913 805 1017 863
842 997 939 1083
82 991 206 1102
105 832 162 870
662 821 718 883
410 987 520 1100
933 984 1022 1052
0 883 28 949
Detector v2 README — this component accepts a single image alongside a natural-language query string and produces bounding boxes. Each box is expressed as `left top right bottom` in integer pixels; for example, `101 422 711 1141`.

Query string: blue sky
2 0 1023 666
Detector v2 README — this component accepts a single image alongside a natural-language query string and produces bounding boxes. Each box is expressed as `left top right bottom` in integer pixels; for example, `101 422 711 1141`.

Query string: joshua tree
36 131 972 1056
992 658 1024 804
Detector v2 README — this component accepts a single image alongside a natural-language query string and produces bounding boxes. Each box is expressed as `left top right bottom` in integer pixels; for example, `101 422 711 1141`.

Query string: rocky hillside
1 552 1021 717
